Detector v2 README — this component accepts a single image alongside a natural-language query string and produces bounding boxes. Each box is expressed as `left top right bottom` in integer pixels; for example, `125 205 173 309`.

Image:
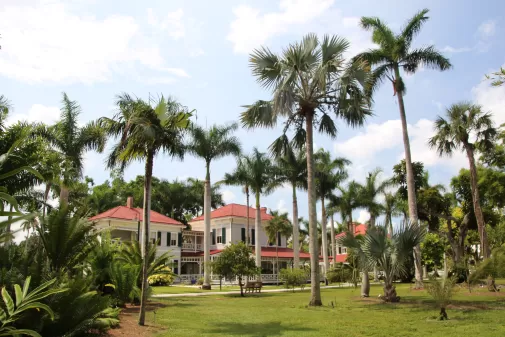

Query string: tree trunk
439 307 448 320
348 213 353 233
255 193 261 270
330 214 336 268
465 145 490 258
305 112 322 306
321 196 329 276
5 205 13 248
138 151 153 326
202 163 212 290
43 182 51 217
246 186 250 245
292 184 300 268
276 245 279 286
361 271 370 297
239 276 244 297
394 65 423 288
369 214 376 227
59 185 69 208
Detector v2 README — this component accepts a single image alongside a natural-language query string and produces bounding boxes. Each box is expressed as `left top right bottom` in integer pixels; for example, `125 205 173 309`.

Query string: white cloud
441 46 473 53
222 189 236 203
357 210 370 224
227 0 334 53
477 20 496 39
6 104 60 126
0 1 188 84
189 48 205 58
276 199 289 215
147 8 185 40
472 71 505 126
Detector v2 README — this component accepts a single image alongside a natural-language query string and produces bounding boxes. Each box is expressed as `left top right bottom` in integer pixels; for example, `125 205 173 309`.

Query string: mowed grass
151 284 286 295
147 284 505 337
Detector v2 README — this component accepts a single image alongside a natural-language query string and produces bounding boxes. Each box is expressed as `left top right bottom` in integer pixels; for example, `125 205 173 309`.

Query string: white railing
175 273 322 285
181 243 203 251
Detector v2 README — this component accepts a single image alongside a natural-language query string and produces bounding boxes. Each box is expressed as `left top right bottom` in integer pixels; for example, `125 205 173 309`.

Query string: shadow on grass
205 321 314 336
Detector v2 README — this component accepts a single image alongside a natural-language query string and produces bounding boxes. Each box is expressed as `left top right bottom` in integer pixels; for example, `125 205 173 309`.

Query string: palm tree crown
360 168 390 226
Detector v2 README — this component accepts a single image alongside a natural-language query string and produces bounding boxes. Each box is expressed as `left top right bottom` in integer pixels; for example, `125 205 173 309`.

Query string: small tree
212 242 259 297
279 268 308 292
426 276 457 320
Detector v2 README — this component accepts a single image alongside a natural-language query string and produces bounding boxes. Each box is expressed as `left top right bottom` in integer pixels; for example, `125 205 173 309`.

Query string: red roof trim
89 206 184 226
181 247 311 259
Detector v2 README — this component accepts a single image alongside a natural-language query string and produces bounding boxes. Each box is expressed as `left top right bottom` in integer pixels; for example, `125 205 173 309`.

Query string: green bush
327 265 353 283
279 268 308 292
197 277 204 286
109 263 140 307
148 267 175 286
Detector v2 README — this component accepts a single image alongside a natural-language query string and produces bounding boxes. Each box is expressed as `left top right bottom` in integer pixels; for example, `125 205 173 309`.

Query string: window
241 228 246 243
172 260 179 275
167 232 171 246
170 233 177 246
150 231 156 244
251 229 255 245
217 231 223 244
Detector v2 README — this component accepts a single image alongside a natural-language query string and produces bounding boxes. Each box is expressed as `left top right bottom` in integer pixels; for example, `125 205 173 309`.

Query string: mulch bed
106 303 165 337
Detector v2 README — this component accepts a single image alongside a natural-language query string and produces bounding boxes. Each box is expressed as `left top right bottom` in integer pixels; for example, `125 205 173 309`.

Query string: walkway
152 284 353 298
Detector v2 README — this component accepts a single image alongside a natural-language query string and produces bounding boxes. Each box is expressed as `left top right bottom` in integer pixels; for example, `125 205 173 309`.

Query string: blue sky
1 0 504 226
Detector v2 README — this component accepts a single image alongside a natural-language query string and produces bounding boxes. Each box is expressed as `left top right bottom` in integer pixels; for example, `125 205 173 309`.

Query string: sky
1 0 505 227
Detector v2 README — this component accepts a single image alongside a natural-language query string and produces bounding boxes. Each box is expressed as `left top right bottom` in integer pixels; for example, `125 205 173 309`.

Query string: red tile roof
181 247 311 259
335 223 367 239
89 206 184 226
191 204 274 222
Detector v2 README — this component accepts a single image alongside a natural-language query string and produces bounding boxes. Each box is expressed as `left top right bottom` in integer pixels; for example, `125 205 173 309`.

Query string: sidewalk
152 284 354 298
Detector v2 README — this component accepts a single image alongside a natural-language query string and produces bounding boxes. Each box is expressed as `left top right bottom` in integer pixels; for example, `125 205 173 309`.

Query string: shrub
197 277 204 286
148 267 175 286
426 276 457 320
279 268 308 292
327 265 353 284
109 263 140 307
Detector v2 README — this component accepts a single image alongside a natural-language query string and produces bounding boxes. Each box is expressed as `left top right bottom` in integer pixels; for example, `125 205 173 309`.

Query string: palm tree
265 210 293 285
0 95 10 133
37 93 106 206
315 149 350 274
100 93 192 325
187 123 241 290
355 9 451 286
338 222 425 301
383 192 400 236
219 156 254 243
241 34 371 306
271 143 307 268
361 168 390 227
429 102 496 258
329 181 364 233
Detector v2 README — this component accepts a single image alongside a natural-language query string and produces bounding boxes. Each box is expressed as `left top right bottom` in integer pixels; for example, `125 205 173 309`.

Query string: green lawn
147 284 505 337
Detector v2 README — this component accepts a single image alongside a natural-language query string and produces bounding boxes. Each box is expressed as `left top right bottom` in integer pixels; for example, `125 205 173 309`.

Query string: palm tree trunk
370 214 379 281
369 214 376 227
255 193 261 270
348 212 353 233
59 185 69 208
330 214 336 268
138 151 153 326
246 185 250 245
361 270 370 297
43 182 51 217
276 244 279 286
5 205 13 248
202 163 212 290
465 145 490 258
292 183 300 268
305 112 322 306
321 196 329 276
394 66 423 287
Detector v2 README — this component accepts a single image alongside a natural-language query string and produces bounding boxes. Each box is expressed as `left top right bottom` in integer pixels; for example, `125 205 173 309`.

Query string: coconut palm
241 34 371 306
265 210 293 284
187 123 241 290
271 143 307 268
329 181 364 233
219 156 254 243
428 102 496 258
355 9 451 286
37 93 106 206
338 222 425 302
100 93 192 325
315 149 350 274
361 168 390 227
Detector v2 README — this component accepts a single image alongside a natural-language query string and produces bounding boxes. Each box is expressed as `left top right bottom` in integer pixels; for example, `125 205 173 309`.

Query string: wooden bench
244 281 263 293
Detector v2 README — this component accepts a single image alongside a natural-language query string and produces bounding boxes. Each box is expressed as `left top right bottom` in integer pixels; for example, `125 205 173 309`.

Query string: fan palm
314 149 350 274
187 123 241 289
241 34 371 306
429 102 496 258
271 143 307 268
339 222 425 301
355 9 451 286
36 93 105 206
100 93 192 325
265 211 293 285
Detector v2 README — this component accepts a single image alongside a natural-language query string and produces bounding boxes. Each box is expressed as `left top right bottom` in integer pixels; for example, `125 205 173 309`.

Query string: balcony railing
182 243 203 251
174 274 323 284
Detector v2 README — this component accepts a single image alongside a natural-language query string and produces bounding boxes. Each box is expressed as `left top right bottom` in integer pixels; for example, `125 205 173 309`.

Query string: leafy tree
481 124 505 169
429 102 497 258
265 211 292 284
37 93 106 206
187 123 241 289
421 232 446 272
101 93 192 325
241 33 371 306
212 242 259 297
355 9 452 286
271 143 307 268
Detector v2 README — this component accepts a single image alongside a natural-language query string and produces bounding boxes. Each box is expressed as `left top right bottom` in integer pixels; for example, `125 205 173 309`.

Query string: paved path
152 284 353 298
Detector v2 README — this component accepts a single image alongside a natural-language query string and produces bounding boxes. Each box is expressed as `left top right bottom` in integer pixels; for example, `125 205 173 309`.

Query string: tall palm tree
355 9 451 286
187 123 241 290
100 93 192 325
360 168 390 227
271 143 307 268
37 93 106 206
219 156 254 243
383 192 400 236
265 210 293 284
315 149 350 274
429 102 496 258
329 181 364 233
241 34 371 306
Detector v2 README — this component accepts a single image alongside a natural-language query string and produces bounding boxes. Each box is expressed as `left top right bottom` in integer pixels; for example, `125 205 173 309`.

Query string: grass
146 283 505 337
151 284 286 295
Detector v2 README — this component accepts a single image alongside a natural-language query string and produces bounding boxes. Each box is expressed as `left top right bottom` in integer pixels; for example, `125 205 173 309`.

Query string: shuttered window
167 232 171 246
157 232 161 246
212 229 216 245
251 229 255 245
241 228 246 242
222 227 226 244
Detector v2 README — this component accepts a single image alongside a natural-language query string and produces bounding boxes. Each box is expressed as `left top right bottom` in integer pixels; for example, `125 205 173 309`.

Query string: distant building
333 224 367 263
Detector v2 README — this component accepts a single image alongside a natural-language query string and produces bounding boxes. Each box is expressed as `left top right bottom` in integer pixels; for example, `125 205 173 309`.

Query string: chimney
260 207 267 214
126 196 134 208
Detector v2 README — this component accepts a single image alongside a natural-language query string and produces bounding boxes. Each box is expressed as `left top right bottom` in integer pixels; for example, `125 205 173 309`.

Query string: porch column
199 261 202 275
194 233 197 252
178 259 181 275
